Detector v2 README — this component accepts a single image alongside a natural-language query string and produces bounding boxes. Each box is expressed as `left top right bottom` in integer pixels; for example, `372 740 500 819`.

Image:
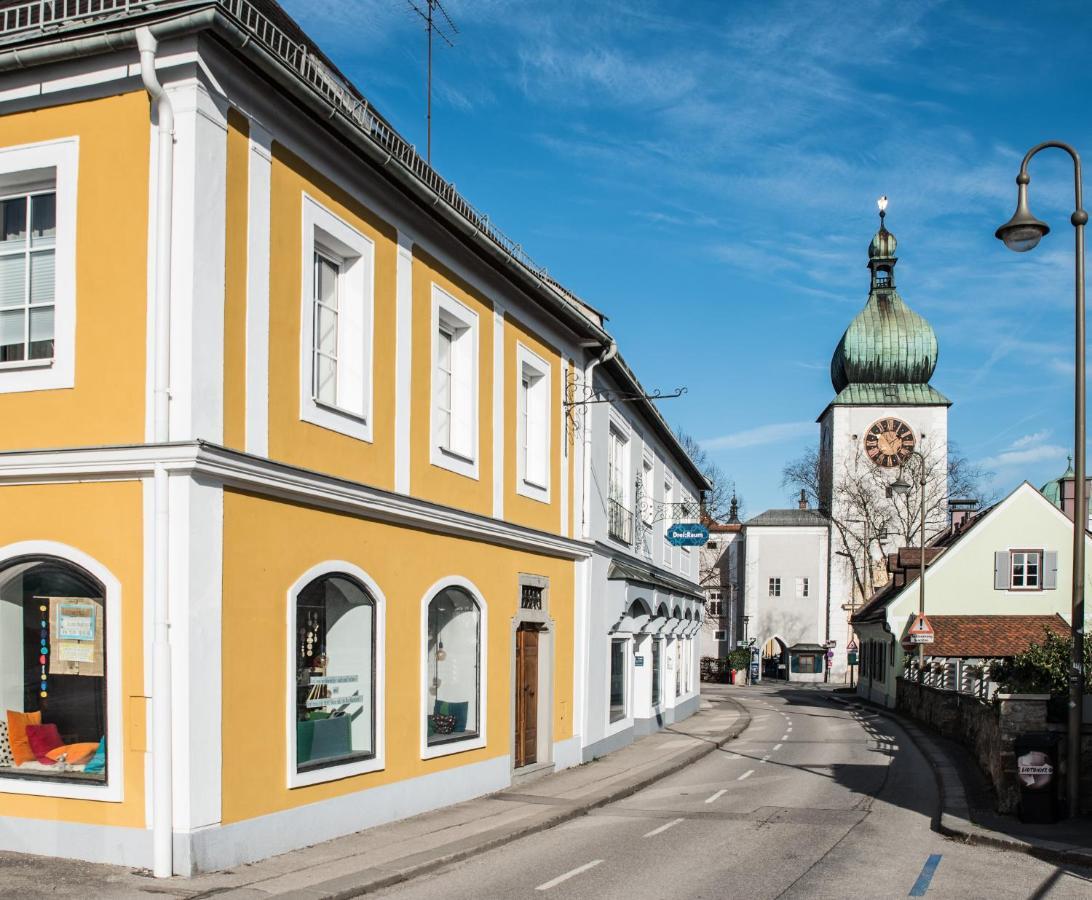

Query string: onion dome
829 200 945 405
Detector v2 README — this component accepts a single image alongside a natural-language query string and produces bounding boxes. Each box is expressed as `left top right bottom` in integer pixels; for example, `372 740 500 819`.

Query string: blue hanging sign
667 523 709 546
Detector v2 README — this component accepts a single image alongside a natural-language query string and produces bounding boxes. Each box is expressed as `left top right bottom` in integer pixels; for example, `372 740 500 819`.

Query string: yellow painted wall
504 314 562 534
0 93 149 449
222 110 250 451
0 481 144 826
266 143 398 487
220 489 574 824
409 248 494 516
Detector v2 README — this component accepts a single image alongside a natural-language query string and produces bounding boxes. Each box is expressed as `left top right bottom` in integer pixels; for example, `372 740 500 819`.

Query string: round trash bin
1014 732 1061 824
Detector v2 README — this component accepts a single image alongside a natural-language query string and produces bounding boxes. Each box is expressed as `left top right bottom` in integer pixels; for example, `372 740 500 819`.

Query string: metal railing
0 0 590 314
904 658 997 700
607 496 633 545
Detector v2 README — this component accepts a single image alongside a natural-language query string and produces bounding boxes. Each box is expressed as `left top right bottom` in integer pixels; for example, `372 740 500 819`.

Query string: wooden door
515 626 539 768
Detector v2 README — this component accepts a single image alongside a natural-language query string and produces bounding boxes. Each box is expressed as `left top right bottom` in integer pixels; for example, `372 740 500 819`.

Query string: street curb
824 692 1092 869
235 695 753 900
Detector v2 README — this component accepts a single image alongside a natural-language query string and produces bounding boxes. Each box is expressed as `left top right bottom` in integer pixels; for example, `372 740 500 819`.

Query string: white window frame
639 455 654 526
607 635 631 729
299 194 375 441
0 541 122 802
515 342 551 503
769 577 781 597
0 138 77 394
796 576 810 598
1010 550 1043 590
430 285 479 479
662 475 674 568
419 576 488 759
285 560 387 788
714 629 728 641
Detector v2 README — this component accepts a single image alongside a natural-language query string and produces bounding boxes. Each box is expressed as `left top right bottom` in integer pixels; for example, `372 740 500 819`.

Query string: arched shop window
0 558 107 781
426 586 481 746
295 573 376 772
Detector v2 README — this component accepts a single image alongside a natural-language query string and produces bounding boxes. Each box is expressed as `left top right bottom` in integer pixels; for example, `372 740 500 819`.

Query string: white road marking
761 754 770 763
705 789 727 804
781 734 789 741
536 860 604 890
724 753 741 760
773 743 783 750
643 817 685 838
738 769 754 780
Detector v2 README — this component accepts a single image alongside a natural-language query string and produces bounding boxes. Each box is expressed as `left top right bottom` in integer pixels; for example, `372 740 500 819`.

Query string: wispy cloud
701 421 814 451
981 430 1068 471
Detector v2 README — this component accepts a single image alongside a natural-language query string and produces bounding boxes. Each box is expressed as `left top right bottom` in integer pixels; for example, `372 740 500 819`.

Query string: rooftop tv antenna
406 0 458 165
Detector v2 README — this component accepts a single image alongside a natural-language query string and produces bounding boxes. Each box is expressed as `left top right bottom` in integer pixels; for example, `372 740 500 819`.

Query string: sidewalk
824 687 1092 868
0 688 749 899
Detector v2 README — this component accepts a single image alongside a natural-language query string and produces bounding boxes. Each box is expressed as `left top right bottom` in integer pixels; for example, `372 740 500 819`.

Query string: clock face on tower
864 417 916 468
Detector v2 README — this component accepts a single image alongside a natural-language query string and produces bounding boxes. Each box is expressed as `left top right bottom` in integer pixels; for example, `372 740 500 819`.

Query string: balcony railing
608 496 633 545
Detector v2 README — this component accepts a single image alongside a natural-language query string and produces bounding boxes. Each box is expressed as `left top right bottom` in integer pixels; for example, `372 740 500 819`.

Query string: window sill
430 444 479 480
301 397 373 443
0 769 120 802
422 732 486 760
289 753 385 789
0 358 53 372
516 477 550 504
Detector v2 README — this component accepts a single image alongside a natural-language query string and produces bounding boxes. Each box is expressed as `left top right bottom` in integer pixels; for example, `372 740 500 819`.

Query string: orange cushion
6 710 41 766
45 742 100 765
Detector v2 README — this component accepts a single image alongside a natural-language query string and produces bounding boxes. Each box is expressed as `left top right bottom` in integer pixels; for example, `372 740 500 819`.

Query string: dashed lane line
738 769 754 780
535 860 604 891
781 734 789 741
705 789 727 804
643 817 686 838
773 743 783 750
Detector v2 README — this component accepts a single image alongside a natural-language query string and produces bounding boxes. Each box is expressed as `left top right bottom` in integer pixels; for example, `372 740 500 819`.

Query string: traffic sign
667 523 709 546
908 613 935 644
846 638 859 652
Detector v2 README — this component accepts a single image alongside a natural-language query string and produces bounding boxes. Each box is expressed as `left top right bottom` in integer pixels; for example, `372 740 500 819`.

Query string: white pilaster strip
492 307 506 519
394 231 414 493
245 121 272 457
168 475 224 833
560 358 569 537
168 80 227 442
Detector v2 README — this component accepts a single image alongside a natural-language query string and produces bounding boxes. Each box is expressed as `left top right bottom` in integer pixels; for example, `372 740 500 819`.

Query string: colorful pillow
430 713 456 735
434 700 468 733
46 742 100 766
0 721 13 767
6 710 41 766
25 723 63 764
83 739 105 774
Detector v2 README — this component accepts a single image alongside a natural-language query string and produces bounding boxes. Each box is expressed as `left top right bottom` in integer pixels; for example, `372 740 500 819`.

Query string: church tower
818 199 950 657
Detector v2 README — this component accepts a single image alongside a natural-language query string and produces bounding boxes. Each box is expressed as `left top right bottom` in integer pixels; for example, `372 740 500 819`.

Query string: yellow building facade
0 0 707 876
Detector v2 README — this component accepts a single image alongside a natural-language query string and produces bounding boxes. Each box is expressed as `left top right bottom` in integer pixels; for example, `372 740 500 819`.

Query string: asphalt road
376 684 1092 900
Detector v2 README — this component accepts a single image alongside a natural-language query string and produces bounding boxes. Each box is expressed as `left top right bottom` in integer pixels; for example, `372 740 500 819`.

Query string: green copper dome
830 212 943 402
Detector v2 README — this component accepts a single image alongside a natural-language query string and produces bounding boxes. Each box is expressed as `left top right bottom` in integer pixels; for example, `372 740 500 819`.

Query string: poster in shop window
43 597 105 677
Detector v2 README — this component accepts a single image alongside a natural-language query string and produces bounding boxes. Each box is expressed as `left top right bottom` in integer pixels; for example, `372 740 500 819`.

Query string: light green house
851 482 1092 708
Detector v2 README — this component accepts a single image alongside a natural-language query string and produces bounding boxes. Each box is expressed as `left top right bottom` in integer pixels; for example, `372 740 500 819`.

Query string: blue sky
283 0 1092 515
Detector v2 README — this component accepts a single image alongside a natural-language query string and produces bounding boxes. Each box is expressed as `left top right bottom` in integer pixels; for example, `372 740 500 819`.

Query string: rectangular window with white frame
769 577 781 597
516 343 551 502
714 630 727 641
796 577 809 598
430 285 479 479
0 138 77 395
1011 550 1042 590
299 195 374 441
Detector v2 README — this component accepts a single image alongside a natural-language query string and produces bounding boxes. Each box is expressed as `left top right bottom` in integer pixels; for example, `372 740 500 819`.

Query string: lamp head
889 476 912 496
996 173 1050 252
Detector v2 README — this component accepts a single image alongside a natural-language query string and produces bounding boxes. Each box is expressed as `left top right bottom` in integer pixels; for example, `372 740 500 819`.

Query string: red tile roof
901 614 1068 658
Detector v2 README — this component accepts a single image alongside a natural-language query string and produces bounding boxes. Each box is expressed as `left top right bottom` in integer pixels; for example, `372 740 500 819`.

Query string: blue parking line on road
909 854 942 896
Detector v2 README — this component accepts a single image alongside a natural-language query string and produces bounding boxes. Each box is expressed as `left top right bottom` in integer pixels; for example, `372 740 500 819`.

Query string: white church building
743 202 952 680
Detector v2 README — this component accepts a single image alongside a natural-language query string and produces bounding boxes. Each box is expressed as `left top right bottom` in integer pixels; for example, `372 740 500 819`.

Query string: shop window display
426 586 480 745
0 558 106 782
295 574 375 772
609 638 626 723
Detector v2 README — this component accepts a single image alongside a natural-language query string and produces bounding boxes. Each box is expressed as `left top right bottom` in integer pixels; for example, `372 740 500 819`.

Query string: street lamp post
890 452 927 682
996 142 1086 818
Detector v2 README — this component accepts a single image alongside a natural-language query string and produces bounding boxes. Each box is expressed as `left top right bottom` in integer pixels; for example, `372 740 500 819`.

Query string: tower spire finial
877 194 888 227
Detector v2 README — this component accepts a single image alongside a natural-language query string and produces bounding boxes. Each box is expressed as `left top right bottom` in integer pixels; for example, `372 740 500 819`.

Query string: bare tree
675 429 740 523
782 442 992 606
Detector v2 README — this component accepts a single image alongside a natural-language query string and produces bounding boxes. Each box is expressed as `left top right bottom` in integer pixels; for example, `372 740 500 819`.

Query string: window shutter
1044 551 1059 590
994 551 1011 590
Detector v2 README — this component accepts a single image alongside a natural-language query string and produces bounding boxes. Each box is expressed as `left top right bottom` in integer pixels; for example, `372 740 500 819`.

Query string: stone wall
896 678 1048 812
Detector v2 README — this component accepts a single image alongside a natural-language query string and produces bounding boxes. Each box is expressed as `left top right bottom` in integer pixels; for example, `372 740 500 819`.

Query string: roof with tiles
907 614 1068 658
745 509 829 528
